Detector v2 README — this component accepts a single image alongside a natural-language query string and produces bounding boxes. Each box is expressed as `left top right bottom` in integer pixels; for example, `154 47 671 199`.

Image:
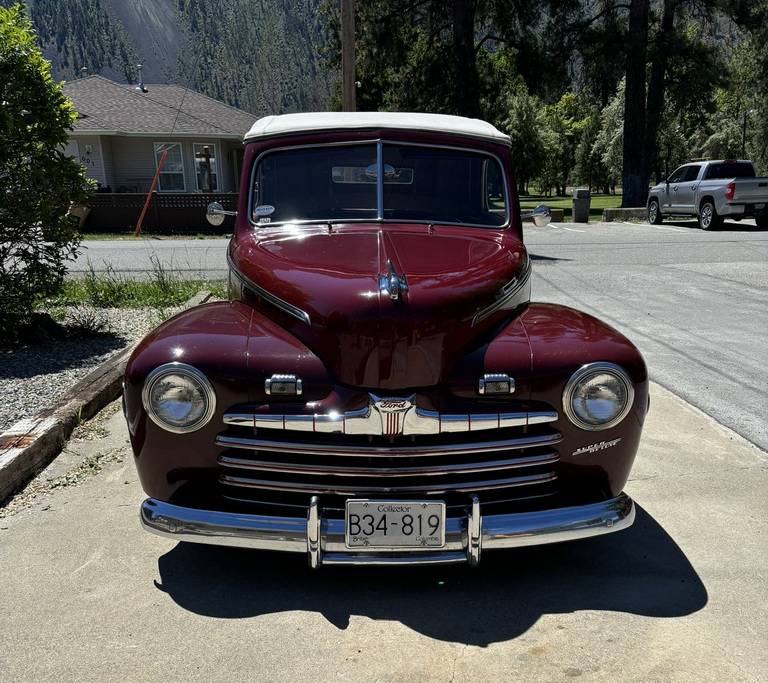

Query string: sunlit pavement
0 382 765 681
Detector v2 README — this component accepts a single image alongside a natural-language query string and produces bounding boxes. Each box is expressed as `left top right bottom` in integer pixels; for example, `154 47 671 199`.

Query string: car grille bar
219 471 557 495
217 450 559 477
223 406 558 436
215 432 562 457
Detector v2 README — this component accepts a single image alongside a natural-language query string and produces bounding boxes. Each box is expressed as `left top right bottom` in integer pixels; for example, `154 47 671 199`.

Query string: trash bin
572 188 591 223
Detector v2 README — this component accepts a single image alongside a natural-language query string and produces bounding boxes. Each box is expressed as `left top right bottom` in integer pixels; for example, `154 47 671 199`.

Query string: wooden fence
84 192 239 233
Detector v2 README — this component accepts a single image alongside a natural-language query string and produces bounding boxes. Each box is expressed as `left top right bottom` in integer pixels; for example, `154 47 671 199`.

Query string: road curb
0 290 212 504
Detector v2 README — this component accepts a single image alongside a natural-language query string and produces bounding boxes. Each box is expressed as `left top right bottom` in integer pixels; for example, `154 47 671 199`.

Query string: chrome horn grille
215 395 562 515
224 393 557 437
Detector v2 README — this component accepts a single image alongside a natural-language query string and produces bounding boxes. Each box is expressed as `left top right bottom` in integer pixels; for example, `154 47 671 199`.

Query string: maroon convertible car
125 113 648 567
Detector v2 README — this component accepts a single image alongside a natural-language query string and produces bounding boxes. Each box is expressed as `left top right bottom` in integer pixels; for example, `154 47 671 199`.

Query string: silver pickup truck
647 159 768 229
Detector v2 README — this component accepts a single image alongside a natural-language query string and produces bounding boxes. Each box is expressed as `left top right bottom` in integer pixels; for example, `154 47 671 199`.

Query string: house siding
86 136 238 193
71 135 108 187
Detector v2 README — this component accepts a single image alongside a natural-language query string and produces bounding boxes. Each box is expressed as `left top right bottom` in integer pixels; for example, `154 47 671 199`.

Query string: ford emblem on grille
371 394 414 436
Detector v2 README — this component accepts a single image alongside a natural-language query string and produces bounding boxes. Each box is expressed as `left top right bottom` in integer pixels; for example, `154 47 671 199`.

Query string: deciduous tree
0 4 89 338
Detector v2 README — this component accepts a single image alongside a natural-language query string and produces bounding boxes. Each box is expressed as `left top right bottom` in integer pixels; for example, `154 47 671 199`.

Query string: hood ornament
379 260 408 301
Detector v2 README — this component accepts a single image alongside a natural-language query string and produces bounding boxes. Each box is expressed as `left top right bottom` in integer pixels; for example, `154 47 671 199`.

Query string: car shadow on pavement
529 253 572 262
154 504 707 645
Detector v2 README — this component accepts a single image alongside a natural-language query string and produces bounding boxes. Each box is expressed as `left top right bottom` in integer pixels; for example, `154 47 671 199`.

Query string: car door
675 164 702 213
663 165 687 212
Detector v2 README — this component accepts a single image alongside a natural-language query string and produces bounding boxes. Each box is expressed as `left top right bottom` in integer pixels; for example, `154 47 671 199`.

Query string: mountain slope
3 0 333 114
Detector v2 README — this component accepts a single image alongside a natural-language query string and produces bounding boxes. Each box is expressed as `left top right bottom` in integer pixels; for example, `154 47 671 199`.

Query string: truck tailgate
731 178 768 203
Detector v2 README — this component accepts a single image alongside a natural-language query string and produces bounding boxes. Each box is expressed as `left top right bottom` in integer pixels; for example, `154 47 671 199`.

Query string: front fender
520 304 649 498
123 301 332 500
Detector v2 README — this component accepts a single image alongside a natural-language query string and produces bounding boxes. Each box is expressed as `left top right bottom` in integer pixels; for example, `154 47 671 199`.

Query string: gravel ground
0 308 163 433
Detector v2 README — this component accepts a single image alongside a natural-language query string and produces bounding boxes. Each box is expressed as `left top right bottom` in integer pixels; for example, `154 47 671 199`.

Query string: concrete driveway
1 383 765 681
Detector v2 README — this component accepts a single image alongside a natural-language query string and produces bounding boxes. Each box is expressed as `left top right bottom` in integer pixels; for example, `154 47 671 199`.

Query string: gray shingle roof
62 76 255 139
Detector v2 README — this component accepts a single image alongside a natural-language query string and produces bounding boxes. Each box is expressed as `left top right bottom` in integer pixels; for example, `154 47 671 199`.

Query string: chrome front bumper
140 493 635 567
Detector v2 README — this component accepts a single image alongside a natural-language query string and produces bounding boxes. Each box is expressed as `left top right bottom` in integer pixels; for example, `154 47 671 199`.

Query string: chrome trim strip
218 471 557 495
376 140 384 220
139 493 635 565
215 432 562 457
471 256 532 326
217 451 559 476
223 402 558 437
248 139 511 230
228 254 311 325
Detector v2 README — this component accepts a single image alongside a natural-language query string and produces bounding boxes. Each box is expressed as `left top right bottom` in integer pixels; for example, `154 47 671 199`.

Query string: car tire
647 199 663 224
698 200 722 230
756 216 768 229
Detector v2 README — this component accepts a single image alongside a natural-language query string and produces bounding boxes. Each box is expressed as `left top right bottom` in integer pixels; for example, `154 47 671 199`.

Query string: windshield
704 162 755 180
251 142 508 227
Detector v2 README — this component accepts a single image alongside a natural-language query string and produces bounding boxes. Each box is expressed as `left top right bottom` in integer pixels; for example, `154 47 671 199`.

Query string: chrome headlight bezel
141 362 216 434
562 362 634 431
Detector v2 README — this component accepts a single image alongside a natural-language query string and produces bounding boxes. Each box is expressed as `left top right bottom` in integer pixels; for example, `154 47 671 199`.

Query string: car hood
230 223 529 389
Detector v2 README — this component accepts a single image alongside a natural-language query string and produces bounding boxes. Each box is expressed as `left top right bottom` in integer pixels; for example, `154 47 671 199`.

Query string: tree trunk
451 0 480 118
621 0 650 207
643 0 676 193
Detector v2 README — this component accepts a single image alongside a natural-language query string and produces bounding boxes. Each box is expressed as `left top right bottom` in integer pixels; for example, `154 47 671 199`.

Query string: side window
667 166 687 183
684 165 701 182
194 143 218 192
485 159 506 214
154 143 185 192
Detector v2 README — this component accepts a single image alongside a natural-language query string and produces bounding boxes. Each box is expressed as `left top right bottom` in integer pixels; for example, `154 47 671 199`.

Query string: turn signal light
725 182 735 201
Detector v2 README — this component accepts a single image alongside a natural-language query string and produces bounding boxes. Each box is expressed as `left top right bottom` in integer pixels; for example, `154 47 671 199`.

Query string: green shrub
0 4 89 339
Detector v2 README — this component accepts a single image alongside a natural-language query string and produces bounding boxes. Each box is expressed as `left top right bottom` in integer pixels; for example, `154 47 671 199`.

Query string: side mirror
206 201 236 227
532 204 551 227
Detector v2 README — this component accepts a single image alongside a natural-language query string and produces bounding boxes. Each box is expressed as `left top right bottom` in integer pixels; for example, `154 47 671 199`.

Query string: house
60 75 258 232
62 75 255 195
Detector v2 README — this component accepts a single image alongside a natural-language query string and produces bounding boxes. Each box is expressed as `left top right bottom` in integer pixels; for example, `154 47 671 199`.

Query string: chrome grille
214 406 561 515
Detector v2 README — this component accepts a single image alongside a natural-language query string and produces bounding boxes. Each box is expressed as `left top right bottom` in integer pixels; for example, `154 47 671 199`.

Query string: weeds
66 305 111 336
46 258 226 309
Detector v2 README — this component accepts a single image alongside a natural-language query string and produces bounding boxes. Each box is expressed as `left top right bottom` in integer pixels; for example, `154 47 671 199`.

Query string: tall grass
48 259 226 309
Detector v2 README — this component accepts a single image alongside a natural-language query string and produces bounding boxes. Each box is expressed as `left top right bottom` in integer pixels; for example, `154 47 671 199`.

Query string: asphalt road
1 384 766 681
72 219 768 450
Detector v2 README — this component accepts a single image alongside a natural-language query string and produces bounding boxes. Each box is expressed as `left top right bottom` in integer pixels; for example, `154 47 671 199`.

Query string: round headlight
563 363 634 431
141 363 216 433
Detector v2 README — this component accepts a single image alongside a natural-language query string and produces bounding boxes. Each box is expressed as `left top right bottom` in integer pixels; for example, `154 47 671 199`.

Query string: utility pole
341 0 356 111
741 108 748 159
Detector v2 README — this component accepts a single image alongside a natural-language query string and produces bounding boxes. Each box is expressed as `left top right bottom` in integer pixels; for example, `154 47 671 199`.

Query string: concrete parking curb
0 290 212 504
602 207 648 221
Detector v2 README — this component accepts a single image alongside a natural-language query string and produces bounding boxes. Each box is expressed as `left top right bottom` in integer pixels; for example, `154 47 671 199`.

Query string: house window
194 143 218 192
154 143 185 192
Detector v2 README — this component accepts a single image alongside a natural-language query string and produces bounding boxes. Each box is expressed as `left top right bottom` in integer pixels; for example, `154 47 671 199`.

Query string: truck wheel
756 216 768 229
647 199 663 224
698 200 722 230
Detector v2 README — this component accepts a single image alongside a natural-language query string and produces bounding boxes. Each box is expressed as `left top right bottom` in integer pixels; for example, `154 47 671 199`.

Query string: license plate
345 500 445 549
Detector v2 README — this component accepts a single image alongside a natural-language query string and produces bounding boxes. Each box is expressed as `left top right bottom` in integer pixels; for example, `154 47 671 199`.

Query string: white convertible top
245 112 510 143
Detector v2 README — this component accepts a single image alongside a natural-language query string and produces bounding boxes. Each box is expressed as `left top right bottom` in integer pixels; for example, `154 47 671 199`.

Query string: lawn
519 193 622 222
